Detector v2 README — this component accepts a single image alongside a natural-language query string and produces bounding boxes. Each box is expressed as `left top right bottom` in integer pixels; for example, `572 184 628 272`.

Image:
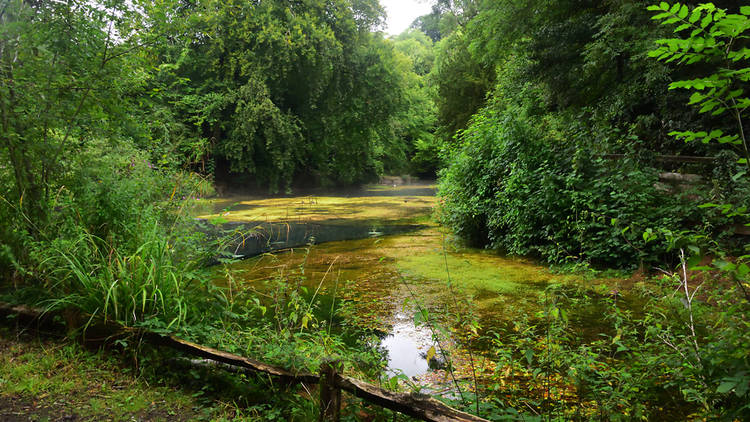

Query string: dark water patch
218 203 259 212
201 219 428 260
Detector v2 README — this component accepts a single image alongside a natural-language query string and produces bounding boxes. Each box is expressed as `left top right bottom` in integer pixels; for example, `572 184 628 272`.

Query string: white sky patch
381 0 434 37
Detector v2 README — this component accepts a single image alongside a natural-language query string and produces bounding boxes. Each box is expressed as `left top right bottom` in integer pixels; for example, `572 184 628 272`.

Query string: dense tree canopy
2 1 750 420
143 0 412 191
0 0 434 278
0 0 436 200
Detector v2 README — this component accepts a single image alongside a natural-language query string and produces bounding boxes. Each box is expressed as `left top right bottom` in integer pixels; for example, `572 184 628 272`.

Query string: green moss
215 190 629 337
375 228 572 291
398 253 532 293
200 194 436 223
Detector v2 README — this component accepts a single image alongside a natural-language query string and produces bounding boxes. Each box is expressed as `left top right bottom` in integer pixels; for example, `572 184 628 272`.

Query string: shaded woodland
1 0 749 420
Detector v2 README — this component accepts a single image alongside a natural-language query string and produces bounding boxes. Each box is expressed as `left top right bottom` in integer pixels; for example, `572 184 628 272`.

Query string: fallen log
146 333 320 384
170 357 300 381
336 374 489 422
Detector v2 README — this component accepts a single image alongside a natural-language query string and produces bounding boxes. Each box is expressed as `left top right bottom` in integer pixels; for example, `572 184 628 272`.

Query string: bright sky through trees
381 0 433 36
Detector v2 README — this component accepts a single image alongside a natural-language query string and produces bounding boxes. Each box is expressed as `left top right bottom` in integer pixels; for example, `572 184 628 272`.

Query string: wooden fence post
319 358 342 422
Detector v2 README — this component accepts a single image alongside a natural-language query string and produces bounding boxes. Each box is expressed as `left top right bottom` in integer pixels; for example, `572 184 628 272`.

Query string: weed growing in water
476 257 749 420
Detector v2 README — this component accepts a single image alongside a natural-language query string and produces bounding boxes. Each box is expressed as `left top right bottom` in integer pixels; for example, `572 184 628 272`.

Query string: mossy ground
0 327 273 421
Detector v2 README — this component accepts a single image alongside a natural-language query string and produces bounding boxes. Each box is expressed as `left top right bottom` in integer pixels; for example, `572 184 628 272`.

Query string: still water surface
204 184 623 385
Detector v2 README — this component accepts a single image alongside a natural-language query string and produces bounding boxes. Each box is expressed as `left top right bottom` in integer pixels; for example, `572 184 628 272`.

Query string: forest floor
0 326 237 422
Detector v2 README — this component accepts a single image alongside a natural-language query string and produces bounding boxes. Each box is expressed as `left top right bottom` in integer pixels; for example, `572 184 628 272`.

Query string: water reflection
380 313 435 378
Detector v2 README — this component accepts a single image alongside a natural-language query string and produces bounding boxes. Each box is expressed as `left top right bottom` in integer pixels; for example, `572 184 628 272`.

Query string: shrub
1 139 218 332
438 102 706 268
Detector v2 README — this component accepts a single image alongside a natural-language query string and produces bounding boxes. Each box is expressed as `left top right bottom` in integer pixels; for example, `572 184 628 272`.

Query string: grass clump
39 228 200 331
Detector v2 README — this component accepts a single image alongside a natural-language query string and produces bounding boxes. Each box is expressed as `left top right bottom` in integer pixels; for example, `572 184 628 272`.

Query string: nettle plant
648 2 750 171
649 2 750 268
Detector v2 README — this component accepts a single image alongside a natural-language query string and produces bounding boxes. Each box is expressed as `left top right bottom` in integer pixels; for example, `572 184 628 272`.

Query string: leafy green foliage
430 27 494 139
479 273 749 419
143 0 409 191
391 30 441 176
438 99 709 267
1 137 219 332
0 0 150 224
434 0 750 267
648 2 750 168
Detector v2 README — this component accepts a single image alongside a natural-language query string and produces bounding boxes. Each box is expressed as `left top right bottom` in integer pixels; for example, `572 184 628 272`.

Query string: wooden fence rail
600 153 717 164
0 302 488 422
150 334 321 384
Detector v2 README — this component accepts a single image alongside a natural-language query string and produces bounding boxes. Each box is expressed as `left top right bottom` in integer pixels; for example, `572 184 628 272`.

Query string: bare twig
679 248 702 366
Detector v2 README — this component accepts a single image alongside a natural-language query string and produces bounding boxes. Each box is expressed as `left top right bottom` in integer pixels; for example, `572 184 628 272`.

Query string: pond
200 183 629 391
